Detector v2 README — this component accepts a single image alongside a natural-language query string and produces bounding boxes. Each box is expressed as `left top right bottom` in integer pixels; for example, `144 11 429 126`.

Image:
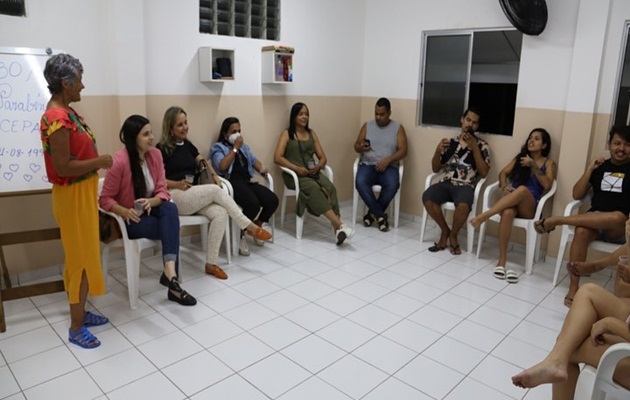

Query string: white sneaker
239 238 250 256
335 225 354 246
253 237 265 247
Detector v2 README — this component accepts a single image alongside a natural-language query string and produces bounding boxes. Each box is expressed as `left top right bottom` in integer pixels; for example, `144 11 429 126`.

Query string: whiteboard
0 47 56 196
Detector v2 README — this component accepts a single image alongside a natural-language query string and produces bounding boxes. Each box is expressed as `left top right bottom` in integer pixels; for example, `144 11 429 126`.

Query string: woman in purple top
470 128 556 282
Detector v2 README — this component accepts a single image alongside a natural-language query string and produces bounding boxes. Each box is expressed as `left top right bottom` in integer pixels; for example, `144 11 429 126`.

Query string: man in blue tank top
354 97 408 232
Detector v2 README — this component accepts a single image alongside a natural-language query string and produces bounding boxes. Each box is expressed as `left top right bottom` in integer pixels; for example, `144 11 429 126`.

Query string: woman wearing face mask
210 117 279 256
157 107 272 280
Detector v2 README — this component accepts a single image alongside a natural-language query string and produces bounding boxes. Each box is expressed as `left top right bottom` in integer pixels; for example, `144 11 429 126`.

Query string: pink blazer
99 147 170 211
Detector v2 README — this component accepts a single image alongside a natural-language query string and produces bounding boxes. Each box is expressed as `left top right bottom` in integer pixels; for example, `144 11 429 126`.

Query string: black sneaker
377 215 389 232
363 213 375 227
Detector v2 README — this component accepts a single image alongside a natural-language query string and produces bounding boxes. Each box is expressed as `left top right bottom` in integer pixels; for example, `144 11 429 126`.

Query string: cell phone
364 139 371 147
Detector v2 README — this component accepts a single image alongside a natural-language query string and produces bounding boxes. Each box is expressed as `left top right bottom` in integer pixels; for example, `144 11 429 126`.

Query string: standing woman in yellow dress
40 54 113 349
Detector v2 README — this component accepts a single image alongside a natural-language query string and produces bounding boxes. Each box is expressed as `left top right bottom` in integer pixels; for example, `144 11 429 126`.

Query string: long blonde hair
158 106 186 156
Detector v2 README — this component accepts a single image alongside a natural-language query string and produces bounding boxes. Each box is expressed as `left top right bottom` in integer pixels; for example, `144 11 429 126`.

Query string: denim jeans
125 201 180 273
355 164 400 218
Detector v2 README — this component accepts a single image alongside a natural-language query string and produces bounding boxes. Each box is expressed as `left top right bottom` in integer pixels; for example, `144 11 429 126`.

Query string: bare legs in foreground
537 211 626 307
511 283 630 400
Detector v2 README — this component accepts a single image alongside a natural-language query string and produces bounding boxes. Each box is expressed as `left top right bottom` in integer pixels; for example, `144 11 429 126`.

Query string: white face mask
227 132 241 145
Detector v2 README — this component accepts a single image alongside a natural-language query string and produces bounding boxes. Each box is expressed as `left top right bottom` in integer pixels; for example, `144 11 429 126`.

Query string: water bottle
275 55 283 82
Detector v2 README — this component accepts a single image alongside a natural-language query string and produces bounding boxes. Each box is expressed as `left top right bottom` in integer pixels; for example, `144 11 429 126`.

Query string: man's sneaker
363 213 375 227
335 225 355 245
239 237 250 256
377 215 389 232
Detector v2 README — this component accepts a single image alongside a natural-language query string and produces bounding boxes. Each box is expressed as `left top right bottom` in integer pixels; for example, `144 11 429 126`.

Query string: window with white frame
0 0 25 16
612 22 630 127
418 29 523 136
199 0 280 41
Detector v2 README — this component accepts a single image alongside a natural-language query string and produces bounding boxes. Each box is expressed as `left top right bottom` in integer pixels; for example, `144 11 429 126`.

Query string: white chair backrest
574 342 630 400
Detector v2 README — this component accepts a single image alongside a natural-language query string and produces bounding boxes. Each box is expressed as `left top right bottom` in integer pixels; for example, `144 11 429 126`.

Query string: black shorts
422 181 474 207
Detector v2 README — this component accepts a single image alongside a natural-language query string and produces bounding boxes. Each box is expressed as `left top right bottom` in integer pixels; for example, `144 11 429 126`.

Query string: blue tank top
513 160 547 203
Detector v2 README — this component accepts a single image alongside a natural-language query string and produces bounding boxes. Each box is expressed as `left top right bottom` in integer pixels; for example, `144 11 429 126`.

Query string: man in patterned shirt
422 108 491 255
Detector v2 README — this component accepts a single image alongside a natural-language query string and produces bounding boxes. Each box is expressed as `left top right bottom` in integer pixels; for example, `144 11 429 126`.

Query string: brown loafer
205 264 228 279
247 226 272 242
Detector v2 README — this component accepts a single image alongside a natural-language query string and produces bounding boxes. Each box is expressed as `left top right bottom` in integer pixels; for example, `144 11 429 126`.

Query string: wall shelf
261 45 294 84
198 47 235 82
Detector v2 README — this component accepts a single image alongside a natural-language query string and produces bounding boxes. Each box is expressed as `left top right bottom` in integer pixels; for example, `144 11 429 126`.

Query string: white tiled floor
0 205 618 399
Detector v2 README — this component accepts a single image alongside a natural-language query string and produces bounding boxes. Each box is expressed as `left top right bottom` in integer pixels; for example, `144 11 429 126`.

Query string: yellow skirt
52 174 105 303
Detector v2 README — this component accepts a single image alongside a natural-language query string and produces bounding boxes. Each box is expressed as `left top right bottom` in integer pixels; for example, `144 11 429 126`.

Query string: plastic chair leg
200 223 208 253
352 189 359 227
124 243 141 310
101 245 111 288
553 231 571 286
280 196 287 228
393 193 400 228
466 215 474 254
525 229 537 274
476 222 487 258
420 208 429 243
296 215 304 239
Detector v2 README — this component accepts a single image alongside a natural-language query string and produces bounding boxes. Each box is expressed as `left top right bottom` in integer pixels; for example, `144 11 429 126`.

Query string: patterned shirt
40 107 98 185
439 136 491 186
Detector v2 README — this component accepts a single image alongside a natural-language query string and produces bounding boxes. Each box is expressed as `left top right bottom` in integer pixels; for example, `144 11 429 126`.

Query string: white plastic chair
218 173 276 256
180 214 231 264
552 192 620 286
420 172 487 254
573 342 630 400
476 180 557 274
279 165 333 239
351 157 404 228
98 178 159 310
98 178 219 309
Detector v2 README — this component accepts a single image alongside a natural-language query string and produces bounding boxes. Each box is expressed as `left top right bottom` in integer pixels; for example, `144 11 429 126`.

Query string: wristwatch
232 148 238 154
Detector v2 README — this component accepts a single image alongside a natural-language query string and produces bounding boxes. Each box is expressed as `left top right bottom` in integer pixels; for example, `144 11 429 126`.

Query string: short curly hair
43 53 83 95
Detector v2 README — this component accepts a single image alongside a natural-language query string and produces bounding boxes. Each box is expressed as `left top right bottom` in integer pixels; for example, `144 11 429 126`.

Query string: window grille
200 0 280 40
0 0 26 17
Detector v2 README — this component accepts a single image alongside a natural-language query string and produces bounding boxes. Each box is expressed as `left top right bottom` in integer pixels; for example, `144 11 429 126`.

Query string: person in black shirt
534 125 630 307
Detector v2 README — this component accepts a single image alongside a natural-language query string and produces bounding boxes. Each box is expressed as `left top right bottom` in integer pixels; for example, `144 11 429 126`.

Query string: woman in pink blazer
99 115 196 306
